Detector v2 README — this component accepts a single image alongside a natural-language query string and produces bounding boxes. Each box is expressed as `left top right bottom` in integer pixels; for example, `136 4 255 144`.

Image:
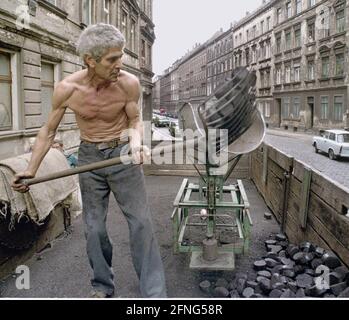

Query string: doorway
307 97 314 129
276 98 282 128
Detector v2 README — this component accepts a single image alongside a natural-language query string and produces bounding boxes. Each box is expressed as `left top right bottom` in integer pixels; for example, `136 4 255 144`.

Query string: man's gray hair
76 23 125 62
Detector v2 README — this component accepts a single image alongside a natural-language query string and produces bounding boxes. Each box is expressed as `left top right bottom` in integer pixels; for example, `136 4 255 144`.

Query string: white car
312 129 349 160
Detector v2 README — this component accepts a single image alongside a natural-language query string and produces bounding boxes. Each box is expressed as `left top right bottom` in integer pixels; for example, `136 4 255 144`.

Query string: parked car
153 116 170 127
312 129 349 160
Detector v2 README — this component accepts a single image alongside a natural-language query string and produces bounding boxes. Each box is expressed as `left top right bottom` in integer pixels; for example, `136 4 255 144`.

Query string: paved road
265 129 349 190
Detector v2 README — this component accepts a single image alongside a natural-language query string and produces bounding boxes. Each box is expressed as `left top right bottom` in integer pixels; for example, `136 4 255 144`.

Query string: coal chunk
265 239 277 247
268 245 283 254
282 269 296 279
330 282 347 296
314 247 325 258
296 288 306 298
230 290 240 298
275 234 287 242
199 280 211 294
296 274 314 289
300 242 315 253
257 270 271 279
338 287 349 298
305 285 328 297
269 289 283 298
264 212 272 220
280 289 296 298
292 252 305 263
254 260 267 271
246 281 258 289
258 278 271 294
287 244 300 257
322 252 341 269
242 287 255 298
236 278 247 295
215 278 229 289
265 258 280 268
213 287 230 297
311 258 323 270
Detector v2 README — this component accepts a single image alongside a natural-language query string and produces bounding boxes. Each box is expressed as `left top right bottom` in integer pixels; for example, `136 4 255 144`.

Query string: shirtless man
12 23 167 298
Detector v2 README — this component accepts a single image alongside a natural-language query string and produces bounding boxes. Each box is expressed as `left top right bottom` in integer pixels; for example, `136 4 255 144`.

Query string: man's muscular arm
124 76 149 163
12 81 74 192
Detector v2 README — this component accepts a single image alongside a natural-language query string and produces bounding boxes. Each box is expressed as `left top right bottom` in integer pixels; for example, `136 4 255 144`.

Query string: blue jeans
78 142 167 297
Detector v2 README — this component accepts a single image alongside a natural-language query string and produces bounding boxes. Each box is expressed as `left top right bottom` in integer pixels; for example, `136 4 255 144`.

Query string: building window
320 96 329 120
103 0 111 24
296 0 302 14
283 97 290 118
276 67 282 84
321 56 330 78
294 29 301 47
266 17 271 31
285 31 292 50
147 44 151 66
285 66 291 83
277 8 282 24
82 0 94 25
252 47 257 63
130 19 136 52
294 65 300 82
286 2 292 19
308 21 315 42
265 71 270 87
320 10 330 38
41 62 56 123
336 9 345 33
0 52 12 130
308 0 315 8
121 10 128 39
293 97 300 118
266 42 271 58
141 39 146 65
276 36 282 53
265 101 271 117
307 60 315 80
261 20 264 34
336 53 345 76
260 72 265 88
334 96 344 121
260 43 265 60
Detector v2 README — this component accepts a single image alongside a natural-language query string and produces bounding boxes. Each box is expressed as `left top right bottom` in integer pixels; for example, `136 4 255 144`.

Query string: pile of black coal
199 234 349 298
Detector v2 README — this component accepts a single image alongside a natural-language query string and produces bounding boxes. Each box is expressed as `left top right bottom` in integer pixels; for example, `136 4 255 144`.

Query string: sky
153 0 263 76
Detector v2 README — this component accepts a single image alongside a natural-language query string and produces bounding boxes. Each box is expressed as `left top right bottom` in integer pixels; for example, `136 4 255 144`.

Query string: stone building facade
232 1 275 128
0 0 155 160
177 44 207 111
206 28 234 97
152 74 160 111
271 0 349 131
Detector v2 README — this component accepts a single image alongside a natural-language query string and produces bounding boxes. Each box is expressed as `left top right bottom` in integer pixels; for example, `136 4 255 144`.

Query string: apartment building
272 0 349 131
232 1 276 127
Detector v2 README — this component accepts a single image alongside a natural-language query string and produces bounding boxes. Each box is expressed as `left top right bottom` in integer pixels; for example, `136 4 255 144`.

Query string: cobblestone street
265 129 349 190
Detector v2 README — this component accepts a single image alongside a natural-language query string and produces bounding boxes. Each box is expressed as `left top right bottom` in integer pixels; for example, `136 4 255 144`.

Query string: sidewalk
266 127 315 140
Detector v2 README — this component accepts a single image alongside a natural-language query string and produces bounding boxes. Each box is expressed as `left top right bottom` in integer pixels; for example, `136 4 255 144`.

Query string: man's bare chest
68 87 127 121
